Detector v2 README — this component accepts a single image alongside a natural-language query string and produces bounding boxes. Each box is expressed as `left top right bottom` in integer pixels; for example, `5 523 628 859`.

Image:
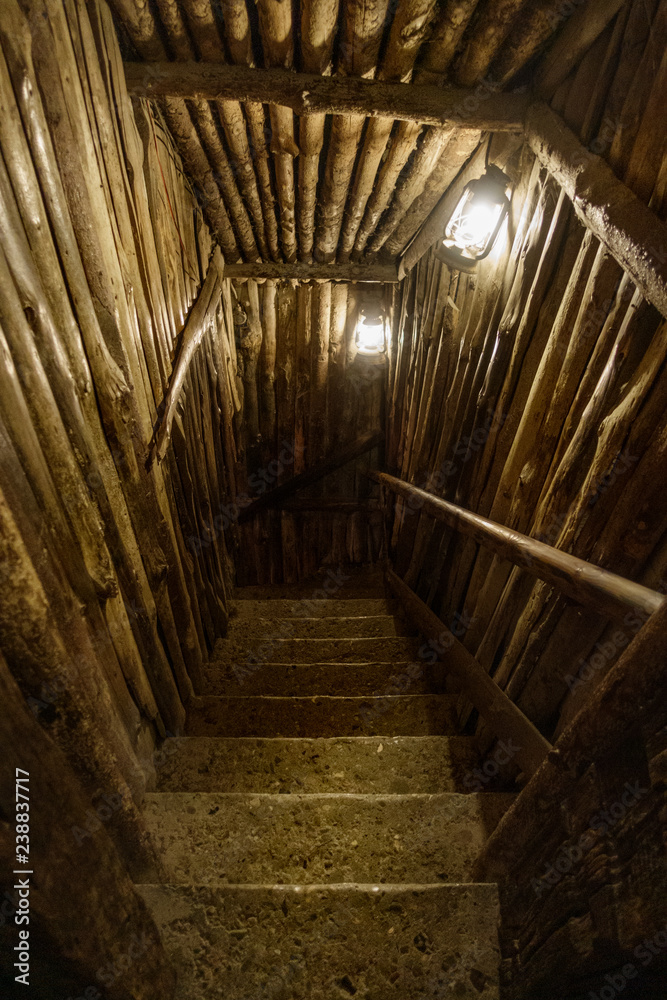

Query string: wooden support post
238 430 383 521
386 568 552 779
374 472 666 621
123 62 530 131
474 598 667 882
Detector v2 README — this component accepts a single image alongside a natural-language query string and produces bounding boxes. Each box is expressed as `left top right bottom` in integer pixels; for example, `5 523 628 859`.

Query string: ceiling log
123 62 529 131
225 261 399 282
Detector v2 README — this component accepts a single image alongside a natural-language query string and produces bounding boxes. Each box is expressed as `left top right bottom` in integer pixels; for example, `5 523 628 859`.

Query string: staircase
137 575 513 999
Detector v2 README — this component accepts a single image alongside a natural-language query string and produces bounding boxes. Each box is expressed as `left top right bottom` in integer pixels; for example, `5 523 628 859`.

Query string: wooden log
454 0 532 87
524 101 667 320
255 0 298 262
535 0 628 100
224 260 400 281
338 0 439 260
149 248 224 464
309 281 331 463
398 140 489 277
374 472 666 621
259 279 278 449
218 0 281 261
386 568 551 778
369 127 455 253
239 430 384 521
416 0 481 84
474 597 667 882
123 62 531 130
298 0 340 262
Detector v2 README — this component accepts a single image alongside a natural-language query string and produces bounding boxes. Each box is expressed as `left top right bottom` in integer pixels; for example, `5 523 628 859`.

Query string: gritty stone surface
155 736 480 794
214 636 422 664
226 615 416 640
143 791 515 884
201 660 447 697
138 882 501 999
232 599 398 618
186 695 457 737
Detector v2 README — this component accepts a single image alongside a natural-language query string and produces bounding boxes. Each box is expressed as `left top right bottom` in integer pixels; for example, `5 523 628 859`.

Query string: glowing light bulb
356 318 385 355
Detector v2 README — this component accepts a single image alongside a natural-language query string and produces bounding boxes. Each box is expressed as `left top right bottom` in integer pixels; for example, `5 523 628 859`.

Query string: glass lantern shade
355 304 386 356
436 165 511 272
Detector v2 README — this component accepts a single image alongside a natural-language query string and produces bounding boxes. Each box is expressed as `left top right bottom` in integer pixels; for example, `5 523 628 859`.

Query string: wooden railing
372 471 666 780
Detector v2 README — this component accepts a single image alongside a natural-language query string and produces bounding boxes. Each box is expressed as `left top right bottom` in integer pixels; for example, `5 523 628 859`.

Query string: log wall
388 1 667 994
0 1 238 990
231 279 386 584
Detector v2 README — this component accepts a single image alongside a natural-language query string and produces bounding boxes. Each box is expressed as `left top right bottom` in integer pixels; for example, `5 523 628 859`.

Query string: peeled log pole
525 102 667 320
386 569 551 779
374 473 666 621
150 248 224 463
123 63 529 130
475 597 667 882
224 261 398 282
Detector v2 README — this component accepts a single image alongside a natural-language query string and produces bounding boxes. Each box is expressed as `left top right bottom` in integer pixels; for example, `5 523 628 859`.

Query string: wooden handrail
386 569 551 779
373 472 665 622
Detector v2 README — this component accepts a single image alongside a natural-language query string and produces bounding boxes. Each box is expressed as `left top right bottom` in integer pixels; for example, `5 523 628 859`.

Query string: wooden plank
123 62 530 131
239 431 383 521
224 261 400 282
386 568 552 778
374 472 666 621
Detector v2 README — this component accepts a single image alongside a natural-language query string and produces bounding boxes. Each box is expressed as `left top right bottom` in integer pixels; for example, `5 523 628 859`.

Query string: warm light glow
445 197 504 258
437 165 511 272
356 317 385 355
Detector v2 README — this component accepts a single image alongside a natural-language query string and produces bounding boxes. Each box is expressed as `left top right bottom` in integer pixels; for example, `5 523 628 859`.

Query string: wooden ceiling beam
224 261 399 282
123 62 529 131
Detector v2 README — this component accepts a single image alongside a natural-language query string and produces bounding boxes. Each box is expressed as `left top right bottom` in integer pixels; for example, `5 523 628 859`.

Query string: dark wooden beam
123 62 529 131
225 261 399 283
374 472 666 621
525 102 667 320
278 498 381 512
239 431 383 522
386 568 551 779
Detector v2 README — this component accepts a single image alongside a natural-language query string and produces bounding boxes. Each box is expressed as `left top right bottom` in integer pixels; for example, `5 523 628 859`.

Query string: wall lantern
435 164 511 273
355 295 386 357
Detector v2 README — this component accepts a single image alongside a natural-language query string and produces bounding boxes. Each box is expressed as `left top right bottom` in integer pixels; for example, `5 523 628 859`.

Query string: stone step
201 660 445 697
213 636 422 665
143 791 513 885
226 614 415 640
155 736 479 794
186 694 457 738
137 882 501 999
232 598 398 618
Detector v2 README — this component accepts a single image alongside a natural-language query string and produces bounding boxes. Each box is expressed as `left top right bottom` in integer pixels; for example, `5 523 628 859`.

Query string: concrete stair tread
213 636 421 664
143 791 514 884
232 598 398 617
225 614 416 639
201 660 445 697
187 694 457 737
138 882 500 999
154 735 477 793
